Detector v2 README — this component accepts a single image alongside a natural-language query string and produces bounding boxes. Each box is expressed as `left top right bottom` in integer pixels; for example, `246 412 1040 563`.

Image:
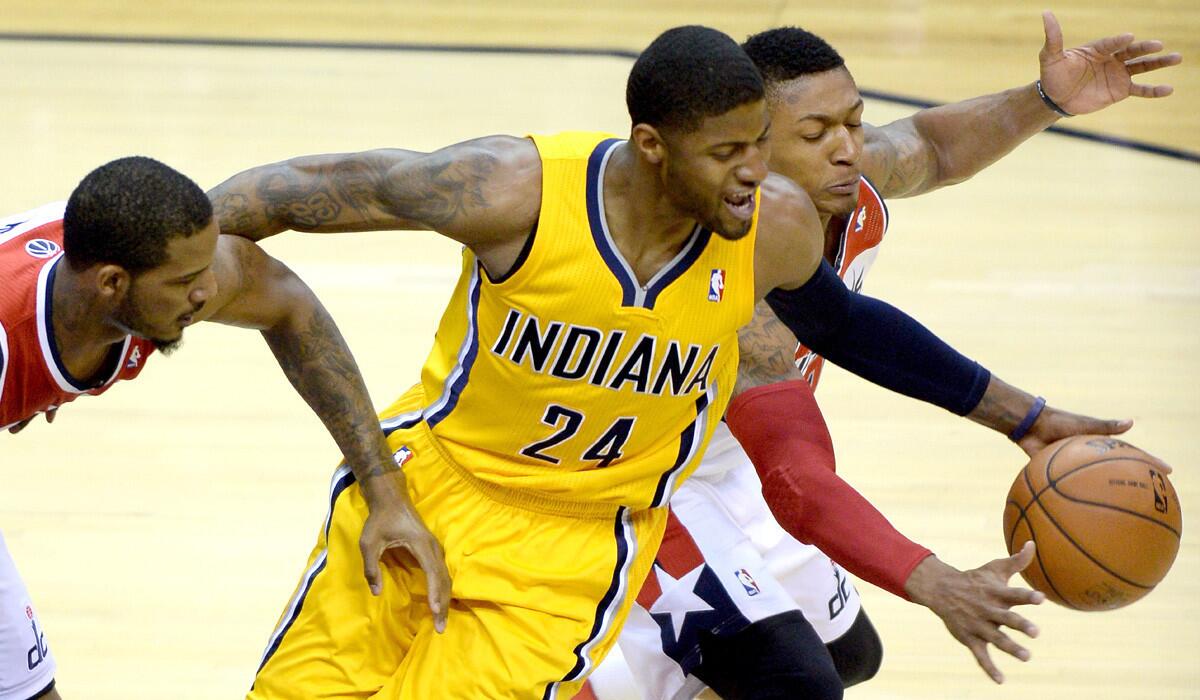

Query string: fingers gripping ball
1002 435 1182 610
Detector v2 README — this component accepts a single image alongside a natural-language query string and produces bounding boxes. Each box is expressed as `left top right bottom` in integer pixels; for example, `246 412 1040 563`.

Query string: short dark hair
627 25 765 133
63 156 212 274
742 27 845 86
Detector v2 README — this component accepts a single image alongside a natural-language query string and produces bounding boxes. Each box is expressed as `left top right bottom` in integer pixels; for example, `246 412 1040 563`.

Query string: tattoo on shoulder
875 127 937 199
382 149 499 229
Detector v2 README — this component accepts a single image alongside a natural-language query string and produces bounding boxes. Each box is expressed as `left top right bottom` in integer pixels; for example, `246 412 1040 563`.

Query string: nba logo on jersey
393 446 415 467
708 269 726 302
126 347 142 369
735 568 761 596
24 239 60 259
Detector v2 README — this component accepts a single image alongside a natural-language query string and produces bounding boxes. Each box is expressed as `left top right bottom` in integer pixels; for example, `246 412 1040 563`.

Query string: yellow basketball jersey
415 132 757 511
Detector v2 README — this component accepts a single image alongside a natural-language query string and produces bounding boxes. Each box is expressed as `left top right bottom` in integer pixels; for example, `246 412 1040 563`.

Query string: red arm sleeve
725 380 932 599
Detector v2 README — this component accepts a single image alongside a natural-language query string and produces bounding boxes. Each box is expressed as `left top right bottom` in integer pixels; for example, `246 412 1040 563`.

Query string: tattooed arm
966 375 1135 457
194 234 452 628
208 136 542 276
862 12 1179 200
209 148 426 240
733 300 806 396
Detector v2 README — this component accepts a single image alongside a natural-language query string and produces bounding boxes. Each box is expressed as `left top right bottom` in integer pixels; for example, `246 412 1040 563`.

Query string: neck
819 209 844 265
51 262 128 378
602 143 702 283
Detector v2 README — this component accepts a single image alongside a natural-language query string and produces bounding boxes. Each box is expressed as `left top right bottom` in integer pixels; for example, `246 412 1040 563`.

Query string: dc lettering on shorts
22 605 49 671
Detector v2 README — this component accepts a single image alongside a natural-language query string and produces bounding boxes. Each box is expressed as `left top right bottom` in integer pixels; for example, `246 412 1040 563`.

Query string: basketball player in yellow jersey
211 26 1047 699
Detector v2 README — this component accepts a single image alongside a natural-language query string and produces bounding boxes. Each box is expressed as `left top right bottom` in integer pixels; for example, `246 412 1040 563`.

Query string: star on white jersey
649 565 714 641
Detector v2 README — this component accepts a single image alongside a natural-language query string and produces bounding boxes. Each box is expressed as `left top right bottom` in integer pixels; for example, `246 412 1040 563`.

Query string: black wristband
1036 80 1073 118
1008 396 1047 442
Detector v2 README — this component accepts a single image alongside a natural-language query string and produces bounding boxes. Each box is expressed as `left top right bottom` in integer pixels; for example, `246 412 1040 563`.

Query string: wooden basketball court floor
0 1 1196 698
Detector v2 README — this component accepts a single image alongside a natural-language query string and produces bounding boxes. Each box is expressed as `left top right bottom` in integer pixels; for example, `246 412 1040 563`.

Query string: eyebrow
712 120 772 149
171 265 209 282
795 98 866 123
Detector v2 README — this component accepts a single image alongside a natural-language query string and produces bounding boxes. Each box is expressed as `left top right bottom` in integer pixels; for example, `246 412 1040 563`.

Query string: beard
151 336 183 356
712 217 753 241
662 167 730 238
113 294 183 356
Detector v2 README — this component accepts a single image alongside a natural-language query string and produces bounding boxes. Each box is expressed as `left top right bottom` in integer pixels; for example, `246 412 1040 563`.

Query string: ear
94 264 131 303
630 124 668 166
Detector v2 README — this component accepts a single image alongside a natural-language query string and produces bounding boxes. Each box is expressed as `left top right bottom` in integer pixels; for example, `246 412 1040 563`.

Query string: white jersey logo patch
708 269 726 302
735 568 761 596
25 239 60 259
854 207 867 233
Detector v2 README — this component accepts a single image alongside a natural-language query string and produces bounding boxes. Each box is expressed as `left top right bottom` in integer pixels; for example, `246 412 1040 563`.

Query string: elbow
932 160 973 190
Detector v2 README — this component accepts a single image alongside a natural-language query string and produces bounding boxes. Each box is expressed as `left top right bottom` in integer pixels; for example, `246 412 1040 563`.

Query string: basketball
1002 435 1182 611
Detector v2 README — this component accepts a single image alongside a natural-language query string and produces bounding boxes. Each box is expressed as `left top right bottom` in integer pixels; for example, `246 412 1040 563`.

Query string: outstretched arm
196 234 452 630
208 136 542 275
862 11 1181 199
731 305 1124 683
209 148 425 240
743 193 1135 681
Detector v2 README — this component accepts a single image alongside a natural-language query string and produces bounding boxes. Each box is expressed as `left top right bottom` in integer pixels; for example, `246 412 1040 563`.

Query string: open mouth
723 191 756 221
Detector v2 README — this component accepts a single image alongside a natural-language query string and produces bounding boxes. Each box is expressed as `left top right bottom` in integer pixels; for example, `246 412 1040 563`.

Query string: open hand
905 544 1044 683
1039 10 1182 116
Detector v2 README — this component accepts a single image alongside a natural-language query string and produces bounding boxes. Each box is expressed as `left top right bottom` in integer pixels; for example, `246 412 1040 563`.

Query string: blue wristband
1008 396 1047 442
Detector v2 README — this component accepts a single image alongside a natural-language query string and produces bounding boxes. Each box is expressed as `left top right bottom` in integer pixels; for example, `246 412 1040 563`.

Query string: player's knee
761 660 844 700
826 608 884 687
694 611 844 700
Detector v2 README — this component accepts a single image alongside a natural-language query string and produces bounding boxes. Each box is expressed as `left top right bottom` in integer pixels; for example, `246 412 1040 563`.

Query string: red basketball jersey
794 177 889 389
0 202 156 431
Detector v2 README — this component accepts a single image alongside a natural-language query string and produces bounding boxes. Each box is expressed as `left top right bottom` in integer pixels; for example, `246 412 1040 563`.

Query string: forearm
766 261 991 416
208 149 426 241
906 83 1058 190
262 292 397 492
726 382 932 598
965 375 1041 435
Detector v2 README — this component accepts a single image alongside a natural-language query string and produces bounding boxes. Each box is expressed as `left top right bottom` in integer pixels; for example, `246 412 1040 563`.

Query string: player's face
116 220 219 353
662 100 771 240
766 67 864 217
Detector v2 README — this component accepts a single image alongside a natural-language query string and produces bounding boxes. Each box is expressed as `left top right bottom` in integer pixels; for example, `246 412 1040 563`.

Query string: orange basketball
1002 435 1182 610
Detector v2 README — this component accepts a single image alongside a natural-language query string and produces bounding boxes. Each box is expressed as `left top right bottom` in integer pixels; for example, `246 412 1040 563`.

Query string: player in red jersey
580 12 1181 700
0 157 449 700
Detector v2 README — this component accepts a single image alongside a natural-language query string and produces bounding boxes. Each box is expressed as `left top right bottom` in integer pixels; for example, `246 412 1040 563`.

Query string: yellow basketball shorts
248 386 666 699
